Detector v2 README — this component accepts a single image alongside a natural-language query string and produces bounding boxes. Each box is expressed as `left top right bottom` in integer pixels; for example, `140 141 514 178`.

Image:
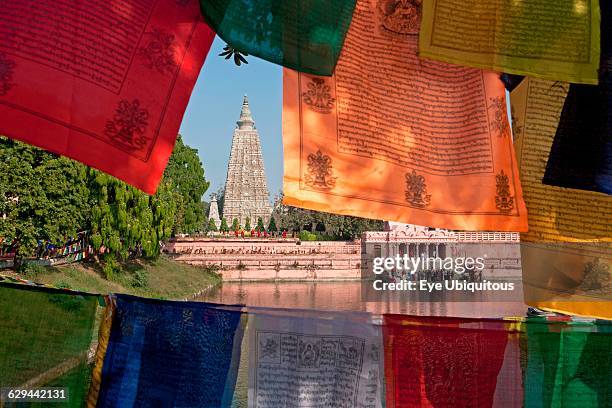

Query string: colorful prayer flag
383 314 519 407
248 310 383 407
543 0 612 195
510 78 612 319
418 0 601 84
282 0 527 231
199 0 356 75
0 0 214 194
524 317 612 407
0 283 100 407
95 294 245 407
510 78 610 242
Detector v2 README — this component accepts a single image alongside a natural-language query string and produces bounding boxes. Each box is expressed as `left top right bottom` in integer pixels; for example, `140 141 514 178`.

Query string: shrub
55 280 72 290
20 263 46 278
102 255 119 280
131 269 149 288
299 230 317 241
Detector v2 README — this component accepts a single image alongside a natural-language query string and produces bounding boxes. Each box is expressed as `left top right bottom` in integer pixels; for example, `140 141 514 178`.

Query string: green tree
256 217 265 232
244 216 251 231
220 217 229 233
0 135 209 272
271 191 384 240
0 137 90 263
215 187 225 215
299 230 317 241
231 218 240 232
267 216 277 232
88 171 176 265
163 135 209 234
207 218 218 232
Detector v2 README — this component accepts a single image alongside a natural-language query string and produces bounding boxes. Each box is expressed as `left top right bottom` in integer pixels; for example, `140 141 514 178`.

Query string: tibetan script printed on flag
248 311 383 408
510 78 612 319
383 314 520 408
283 0 527 232
0 0 214 193
95 295 245 407
418 0 601 84
524 318 612 406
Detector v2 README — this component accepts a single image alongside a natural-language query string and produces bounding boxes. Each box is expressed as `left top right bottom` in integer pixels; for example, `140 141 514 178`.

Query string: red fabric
0 0 214 194
383 315 511 408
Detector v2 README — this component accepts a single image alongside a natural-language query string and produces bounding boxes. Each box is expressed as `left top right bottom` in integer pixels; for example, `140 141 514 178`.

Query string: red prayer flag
383 315 516 408
0 0 214 194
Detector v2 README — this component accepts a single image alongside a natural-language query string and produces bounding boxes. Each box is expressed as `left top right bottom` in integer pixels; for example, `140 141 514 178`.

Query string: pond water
196 280 527 318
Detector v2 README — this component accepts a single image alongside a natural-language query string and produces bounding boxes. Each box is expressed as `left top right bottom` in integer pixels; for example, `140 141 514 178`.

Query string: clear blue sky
179 37 282 201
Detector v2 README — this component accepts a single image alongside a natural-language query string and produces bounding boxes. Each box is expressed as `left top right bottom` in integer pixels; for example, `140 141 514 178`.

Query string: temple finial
237 94 254 129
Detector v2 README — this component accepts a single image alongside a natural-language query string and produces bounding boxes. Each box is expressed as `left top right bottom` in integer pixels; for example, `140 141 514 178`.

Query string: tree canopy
207 218 218 232
219 218 229 232
271 193 383 239
89 171 177 261
0 136 208 261
0 137 90 258
162 135 210 234
267 217 277 232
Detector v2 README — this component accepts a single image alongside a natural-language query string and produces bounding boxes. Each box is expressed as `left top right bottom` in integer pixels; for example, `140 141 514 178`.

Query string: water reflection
197 281 527 318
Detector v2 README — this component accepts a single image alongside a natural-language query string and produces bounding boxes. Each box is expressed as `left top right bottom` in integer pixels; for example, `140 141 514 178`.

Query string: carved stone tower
208 194 221 229
222 95 272 227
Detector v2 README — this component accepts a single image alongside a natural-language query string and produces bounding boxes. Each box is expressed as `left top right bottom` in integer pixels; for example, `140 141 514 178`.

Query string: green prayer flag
0 284 99 407
524 318 612 407
199 0 356 75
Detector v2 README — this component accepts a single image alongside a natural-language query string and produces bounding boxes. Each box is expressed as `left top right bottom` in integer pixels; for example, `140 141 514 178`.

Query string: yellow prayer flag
510 78 612 319
419 0 601 85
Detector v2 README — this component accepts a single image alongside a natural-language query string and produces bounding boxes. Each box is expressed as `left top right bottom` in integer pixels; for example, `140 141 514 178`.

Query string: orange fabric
282 0 527 231
0 0 213 194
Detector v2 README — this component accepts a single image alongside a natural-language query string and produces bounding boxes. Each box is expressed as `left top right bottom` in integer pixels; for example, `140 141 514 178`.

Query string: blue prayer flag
96 295 244 408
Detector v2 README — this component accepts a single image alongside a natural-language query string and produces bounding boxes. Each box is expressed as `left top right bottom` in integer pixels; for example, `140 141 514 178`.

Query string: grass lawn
0 284 98 389
15 256 221 300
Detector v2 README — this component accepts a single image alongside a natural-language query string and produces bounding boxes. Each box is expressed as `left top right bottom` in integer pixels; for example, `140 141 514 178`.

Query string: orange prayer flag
282 0 527 232
0 0 213 194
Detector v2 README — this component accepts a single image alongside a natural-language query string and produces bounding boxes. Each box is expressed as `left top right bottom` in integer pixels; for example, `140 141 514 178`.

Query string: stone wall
164 238 361 281
166 232 522 282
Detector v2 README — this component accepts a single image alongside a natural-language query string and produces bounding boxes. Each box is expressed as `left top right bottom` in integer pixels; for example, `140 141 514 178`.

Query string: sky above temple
180 36 283 201
180 37 513 204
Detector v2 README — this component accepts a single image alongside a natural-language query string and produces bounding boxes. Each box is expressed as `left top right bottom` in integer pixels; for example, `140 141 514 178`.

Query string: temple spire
237 94 255 130
223 95 272 227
